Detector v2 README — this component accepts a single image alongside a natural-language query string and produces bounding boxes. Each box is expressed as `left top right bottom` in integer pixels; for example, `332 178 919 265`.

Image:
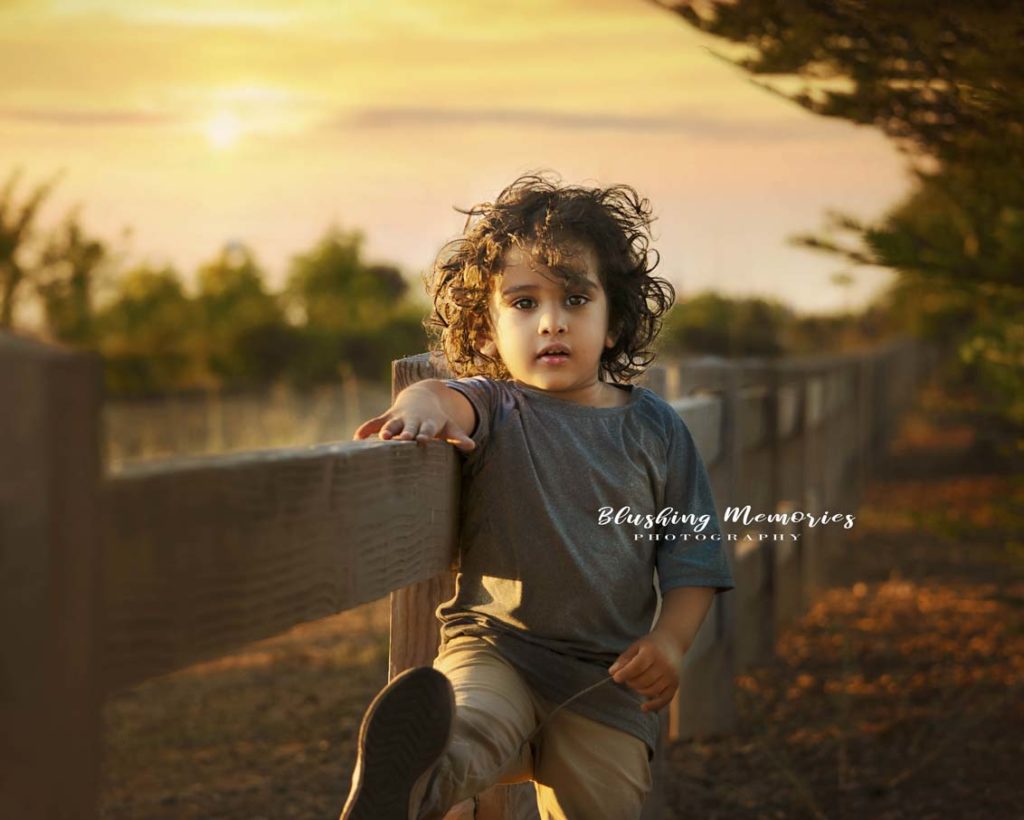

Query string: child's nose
538 304 568 333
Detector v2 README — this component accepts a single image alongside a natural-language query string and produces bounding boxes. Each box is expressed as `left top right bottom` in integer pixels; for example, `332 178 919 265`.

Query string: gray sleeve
442 376 500 469
656 414 736 597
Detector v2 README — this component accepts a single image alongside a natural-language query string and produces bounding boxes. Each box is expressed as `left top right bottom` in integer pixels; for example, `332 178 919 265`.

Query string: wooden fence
0 332 939 819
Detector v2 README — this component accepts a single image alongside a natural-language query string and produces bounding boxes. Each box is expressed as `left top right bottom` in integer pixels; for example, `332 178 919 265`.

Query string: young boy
343 173 735 820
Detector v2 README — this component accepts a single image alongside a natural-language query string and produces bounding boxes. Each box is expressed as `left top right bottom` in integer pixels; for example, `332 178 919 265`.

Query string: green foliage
658 292 794 357
0 166 63 328
284 226 408 331
954 288 1024 427
673 1 1024 431
36 209 109 346
674 2 1024 169
0 204 432 397
195 244 293 389
94 265 205 397
278 225 424 389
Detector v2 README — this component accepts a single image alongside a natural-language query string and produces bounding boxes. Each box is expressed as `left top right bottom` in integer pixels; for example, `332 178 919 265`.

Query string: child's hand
608 629 683 714
352 386 476 452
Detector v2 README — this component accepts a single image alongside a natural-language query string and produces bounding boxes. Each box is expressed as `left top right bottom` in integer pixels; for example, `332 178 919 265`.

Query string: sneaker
340 666 455 820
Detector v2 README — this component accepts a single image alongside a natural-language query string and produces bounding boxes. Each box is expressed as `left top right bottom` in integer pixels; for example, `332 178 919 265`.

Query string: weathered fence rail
0 331 939 819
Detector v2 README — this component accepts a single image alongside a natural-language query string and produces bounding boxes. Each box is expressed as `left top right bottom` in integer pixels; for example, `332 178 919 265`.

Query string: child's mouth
538 353 570 365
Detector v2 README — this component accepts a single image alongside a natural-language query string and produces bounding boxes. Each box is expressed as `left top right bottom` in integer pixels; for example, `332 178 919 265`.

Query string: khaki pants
418 635 652 820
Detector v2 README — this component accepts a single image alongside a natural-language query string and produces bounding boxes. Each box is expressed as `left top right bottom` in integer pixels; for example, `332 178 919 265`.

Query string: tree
658 292 794 357
663 1 1023 169
282 225 419 386
35 208 110 345
195 242 297 388
0 167 62 328
93 265 204 396
661 0 1024 426
284 225 408 332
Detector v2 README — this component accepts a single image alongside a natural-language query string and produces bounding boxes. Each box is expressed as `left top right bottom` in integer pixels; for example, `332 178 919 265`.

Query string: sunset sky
1 0 912 318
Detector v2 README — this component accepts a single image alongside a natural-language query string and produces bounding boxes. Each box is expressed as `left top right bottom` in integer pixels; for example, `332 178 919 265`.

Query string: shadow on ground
99 598 391 819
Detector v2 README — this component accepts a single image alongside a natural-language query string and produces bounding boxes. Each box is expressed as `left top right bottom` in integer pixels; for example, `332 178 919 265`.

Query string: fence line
103 379 392 471
0 332 938 819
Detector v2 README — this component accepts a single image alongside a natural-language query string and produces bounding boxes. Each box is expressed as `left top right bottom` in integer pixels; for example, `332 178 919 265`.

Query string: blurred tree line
0 167 427 397
656 291 897 360
664 0 1024 432
1 164 911 400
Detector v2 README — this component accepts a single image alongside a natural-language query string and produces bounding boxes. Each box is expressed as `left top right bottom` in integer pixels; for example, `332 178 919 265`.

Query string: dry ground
663 381 1024 819
99 377 1024 819
99 597 392 818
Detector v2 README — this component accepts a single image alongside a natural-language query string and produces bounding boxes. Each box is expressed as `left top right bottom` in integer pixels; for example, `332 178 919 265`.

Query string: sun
204 112 242 150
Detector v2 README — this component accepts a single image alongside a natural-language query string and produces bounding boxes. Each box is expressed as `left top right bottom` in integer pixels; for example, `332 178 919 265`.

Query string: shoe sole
341 666 455 820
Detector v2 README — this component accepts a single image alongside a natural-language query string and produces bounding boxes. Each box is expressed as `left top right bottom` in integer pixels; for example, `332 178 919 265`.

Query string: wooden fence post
0 333 104 820
387 352 459 678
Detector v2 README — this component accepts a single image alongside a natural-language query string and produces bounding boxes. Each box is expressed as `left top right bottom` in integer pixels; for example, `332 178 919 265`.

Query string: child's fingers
630 665 665 691
609 645 638 676
635 668 675 696
393 418 422 440
379 417 412 439
415 420 439 442
641 684 676 713
358 415 477 452
449 435 476 452
610 650 652 684
618 659 657 687
353 414 389 440
442 422 476 452
419 426 477 453
414 420 477 452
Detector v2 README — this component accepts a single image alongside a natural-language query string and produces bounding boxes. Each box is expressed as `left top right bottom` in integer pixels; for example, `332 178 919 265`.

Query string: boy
343 173 735 819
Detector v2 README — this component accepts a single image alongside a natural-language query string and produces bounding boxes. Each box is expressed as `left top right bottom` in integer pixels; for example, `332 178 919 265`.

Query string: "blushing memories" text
596 504 855 531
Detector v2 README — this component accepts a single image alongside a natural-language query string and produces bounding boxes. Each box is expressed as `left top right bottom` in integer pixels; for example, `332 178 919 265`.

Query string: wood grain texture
777 382 803 440
670 365 740 742
737 385 771 451
0 333 104 820
100 438 458 693
805 377 826 428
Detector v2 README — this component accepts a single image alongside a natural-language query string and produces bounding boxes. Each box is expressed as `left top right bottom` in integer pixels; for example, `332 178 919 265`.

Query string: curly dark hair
422 171 676 382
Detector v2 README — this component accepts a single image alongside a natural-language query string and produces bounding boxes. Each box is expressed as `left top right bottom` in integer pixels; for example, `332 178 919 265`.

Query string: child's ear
479 335 498 358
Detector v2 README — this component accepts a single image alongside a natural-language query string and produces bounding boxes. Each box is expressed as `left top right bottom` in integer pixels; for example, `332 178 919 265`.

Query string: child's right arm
352 379 477 452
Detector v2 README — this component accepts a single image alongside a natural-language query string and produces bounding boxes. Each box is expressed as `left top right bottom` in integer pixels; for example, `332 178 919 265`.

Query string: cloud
343 106 688 131
0 107 182 126
328 105 845 141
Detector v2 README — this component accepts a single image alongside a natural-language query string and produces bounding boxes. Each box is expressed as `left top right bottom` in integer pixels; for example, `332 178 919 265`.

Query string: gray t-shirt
437 376 735 759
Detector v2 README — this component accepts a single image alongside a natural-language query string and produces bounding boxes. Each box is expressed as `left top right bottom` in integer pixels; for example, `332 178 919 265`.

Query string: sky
0 0 913 319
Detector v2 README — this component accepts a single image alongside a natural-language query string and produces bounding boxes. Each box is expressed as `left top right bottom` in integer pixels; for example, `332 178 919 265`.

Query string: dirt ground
98 377 1024 819
663 381 1024 819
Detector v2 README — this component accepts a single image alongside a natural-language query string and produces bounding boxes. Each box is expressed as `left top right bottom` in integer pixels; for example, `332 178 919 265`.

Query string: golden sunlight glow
0 0 907 314
204 112 242 150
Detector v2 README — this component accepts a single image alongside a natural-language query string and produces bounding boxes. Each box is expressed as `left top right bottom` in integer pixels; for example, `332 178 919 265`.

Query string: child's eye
510 295 589 310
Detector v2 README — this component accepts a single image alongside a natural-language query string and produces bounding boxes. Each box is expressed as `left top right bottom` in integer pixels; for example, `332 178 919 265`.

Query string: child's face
480 241 617 394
